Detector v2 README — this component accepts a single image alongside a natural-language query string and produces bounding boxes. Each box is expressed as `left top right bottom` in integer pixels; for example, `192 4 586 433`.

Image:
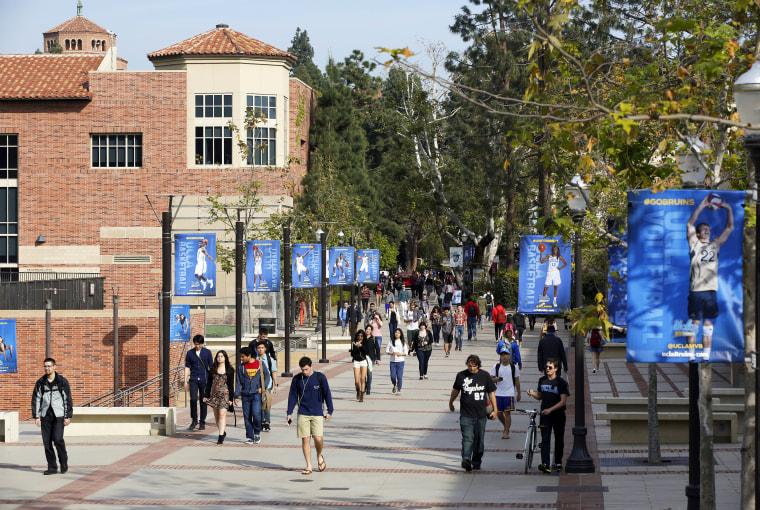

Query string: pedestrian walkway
0 325 742 509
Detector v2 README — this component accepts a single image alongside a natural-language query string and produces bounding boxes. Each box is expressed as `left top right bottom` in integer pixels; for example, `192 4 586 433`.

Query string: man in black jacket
32 358 73 475
536 325 568 376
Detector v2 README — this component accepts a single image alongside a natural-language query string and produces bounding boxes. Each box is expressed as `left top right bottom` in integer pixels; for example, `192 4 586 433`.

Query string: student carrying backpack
589 329 602 349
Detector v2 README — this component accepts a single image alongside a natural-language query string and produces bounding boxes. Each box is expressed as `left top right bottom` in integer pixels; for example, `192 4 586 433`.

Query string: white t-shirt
386 341 409 363
490 362 519 397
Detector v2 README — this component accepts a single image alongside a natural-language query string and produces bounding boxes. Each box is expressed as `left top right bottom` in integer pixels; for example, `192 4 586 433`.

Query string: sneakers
199 422 206 431
253 435 261 444
554 463 563 472
592 368 597 373
445 353 449 358
208 280 214 289
461 459 472 472
188 421 198 431
538 464 551 474
392 384 397 394
245 438 255 445
263 423 270 432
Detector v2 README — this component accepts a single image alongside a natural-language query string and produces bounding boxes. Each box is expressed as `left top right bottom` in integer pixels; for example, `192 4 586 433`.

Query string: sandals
301 469 313 475
318 455 327 472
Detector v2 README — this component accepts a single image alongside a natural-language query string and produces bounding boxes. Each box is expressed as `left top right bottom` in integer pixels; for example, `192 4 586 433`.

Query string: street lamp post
734 62 760 510
316 229 329 364
564 176 595 474
678 141 708 510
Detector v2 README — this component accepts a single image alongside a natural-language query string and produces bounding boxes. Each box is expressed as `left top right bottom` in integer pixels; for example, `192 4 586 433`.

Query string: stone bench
67 407 176 437
599 342 626 360
595 411 737 444
686 387 745 406
593 396 721 414
0 411 19 442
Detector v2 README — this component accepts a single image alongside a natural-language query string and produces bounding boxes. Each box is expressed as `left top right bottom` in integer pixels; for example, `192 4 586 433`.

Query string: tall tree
288 28 324 89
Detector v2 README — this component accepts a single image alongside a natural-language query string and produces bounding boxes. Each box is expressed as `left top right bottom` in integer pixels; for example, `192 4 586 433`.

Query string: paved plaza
0 326 742 509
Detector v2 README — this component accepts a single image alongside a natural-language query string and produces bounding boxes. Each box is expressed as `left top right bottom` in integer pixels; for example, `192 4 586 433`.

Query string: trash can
259 317 276 335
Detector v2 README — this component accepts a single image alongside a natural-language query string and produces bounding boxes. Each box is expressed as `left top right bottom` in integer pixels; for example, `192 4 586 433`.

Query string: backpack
494 362 517 388
590 330 602 348
466 303 478 318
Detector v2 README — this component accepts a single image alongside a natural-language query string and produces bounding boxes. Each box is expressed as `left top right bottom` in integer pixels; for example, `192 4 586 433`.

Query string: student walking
527 358 569 473
386 328 408 395
204 350 235 444
31 358 73 475
350 330 370 402
411 322 434 379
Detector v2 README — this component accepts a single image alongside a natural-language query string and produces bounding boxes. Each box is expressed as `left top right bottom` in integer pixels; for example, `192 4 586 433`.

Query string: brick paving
0 325 742 509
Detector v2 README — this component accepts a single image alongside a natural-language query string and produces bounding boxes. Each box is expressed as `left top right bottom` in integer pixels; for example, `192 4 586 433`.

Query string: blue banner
517 235 572 314
0 319 17 374
329 246 355 286
607 228 628 328
627 190 744 363
292 244 321 289
171 305 192 343
175 233 217 296
246 240 281 292
356 249 380 283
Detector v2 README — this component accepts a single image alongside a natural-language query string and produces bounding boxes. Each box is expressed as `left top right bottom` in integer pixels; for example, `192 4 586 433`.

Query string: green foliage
288 28 324 89
492 270 519 309
47 41 63 54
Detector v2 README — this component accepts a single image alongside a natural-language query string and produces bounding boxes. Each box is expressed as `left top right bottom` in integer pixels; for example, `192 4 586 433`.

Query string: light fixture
565 175 589 217
734 61 760 135
36 235 46 244
315 228 325 242
337 230 345 238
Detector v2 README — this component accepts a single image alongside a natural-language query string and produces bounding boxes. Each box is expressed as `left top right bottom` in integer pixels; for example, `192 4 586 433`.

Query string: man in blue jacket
234 346 270 444
287 357 334 475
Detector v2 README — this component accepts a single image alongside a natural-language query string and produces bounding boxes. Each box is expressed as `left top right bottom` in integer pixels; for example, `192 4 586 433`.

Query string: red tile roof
148 26 295 61
0 54 103 99
44 15 109 34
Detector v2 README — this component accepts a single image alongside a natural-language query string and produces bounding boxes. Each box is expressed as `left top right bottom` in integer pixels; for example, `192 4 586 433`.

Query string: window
195 94 232 118
0 186 18 264
246 95 276 120
247 127 276 166
91 135 143 168
0 135 18 179
195 126 232 165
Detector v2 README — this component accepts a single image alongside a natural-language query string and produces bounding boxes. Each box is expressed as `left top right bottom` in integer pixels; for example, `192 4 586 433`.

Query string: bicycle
515 408 540 473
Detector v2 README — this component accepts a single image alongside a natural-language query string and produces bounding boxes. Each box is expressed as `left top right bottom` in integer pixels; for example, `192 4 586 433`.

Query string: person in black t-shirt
527 358 569 474
449 354 497 472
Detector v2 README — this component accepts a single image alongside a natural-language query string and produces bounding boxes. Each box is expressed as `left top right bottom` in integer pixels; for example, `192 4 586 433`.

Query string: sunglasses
545 365 556 370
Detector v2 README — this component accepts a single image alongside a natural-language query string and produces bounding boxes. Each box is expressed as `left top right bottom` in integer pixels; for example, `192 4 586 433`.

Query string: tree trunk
647 363 662 465
742 188 757 509
699 363 715 509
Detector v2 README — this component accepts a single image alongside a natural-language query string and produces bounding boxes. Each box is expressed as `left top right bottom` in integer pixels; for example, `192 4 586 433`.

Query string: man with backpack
287 357 334 475
490 346 520 439
32 357 73 475
255 341 278 432
491 302 507 341
513 312 527 344
464 297 479 342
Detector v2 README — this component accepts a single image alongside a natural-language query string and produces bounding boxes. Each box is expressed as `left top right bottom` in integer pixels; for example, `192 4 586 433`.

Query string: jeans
432 324 441 343
460 415 487 467
389 322 397 341
467 317 477 340
188 379 208 424
240 393 262 439
540 411 567 466
390 361 405 390
455 326 464 349
375 336 382 352
417 349 431 376
41 413 68 470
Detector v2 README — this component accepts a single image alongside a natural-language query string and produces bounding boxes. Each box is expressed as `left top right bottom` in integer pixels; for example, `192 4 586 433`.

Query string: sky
0 0 469 72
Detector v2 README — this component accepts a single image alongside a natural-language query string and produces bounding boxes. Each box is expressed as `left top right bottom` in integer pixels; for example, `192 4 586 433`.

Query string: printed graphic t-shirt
245 360 261 379
453 369 496 419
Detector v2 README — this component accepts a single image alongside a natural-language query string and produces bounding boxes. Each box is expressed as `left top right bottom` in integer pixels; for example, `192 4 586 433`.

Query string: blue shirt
185 347 213 382
287 371 334 417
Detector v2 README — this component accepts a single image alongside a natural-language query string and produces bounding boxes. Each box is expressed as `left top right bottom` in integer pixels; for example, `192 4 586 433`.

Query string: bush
492 270 519 310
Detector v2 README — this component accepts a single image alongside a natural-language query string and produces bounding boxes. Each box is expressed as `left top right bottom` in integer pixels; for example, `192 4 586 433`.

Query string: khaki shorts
297 414 324 438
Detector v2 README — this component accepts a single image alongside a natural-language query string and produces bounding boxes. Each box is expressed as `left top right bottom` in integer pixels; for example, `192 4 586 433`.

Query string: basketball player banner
329 246 355 286
170 305 192 343
356 249 380 284
246 240 281 292
175 233 217 296
292 243 322 289
0 319 17 374
516 235 572 314
627 189 744 363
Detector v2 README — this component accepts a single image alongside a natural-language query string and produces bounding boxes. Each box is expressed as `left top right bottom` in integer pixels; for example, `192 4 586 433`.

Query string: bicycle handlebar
515 408 540 415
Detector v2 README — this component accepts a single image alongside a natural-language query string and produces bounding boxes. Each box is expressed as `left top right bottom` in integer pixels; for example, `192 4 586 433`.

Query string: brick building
0 7 313 414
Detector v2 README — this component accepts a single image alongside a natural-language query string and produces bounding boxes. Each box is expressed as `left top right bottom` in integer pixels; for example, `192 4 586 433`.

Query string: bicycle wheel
523 426 535 473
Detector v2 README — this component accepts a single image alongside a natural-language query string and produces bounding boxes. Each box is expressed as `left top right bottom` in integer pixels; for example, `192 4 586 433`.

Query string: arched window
77 39 82 50
102 40 106 51
65 39 70 50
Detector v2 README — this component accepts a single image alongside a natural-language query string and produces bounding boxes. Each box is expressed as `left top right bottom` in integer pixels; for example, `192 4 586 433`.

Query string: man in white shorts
294 245 315 283
194 239 216 291
490 345 520 439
